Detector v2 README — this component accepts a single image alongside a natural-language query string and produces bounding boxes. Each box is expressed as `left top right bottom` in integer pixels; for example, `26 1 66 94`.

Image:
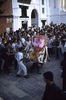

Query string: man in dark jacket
61 52 66 91
41 71 63 100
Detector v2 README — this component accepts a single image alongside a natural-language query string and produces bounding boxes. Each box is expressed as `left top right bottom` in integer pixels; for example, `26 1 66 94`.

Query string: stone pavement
0 58 62 100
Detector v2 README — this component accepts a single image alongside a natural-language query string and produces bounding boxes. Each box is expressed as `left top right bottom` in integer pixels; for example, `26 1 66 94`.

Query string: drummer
30 35 48 74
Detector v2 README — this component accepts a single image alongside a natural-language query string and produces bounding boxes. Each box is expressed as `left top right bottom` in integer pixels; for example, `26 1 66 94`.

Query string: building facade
46 0 66 25
0 0 66 33
12 0 47 31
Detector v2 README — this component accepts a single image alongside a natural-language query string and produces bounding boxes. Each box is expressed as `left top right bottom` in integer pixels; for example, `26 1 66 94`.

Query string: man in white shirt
24 37 31 51
15 47 29 78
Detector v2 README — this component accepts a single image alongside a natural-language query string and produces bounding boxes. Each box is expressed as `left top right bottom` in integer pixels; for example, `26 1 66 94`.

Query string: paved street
0 58 62 100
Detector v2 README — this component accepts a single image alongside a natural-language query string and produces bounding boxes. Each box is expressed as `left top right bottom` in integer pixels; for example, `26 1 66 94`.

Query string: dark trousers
55 47 59 59
62 77 66 91
13 57 18 69
0 58 2 72
48 48 52 57
31 62 40 73
3 55 14 74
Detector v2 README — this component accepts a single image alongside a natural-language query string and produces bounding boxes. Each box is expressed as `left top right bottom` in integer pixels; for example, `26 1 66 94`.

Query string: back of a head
43 71 53 81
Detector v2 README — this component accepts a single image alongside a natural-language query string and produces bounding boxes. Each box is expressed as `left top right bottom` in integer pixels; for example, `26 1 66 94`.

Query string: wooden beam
18 0 31 4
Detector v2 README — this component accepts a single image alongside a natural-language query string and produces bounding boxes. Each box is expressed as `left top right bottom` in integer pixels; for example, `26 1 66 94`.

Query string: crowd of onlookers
0 22 66 99
0 22 66 77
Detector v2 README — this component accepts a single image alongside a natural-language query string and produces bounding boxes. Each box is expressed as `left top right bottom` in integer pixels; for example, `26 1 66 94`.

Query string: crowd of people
0 22 66 88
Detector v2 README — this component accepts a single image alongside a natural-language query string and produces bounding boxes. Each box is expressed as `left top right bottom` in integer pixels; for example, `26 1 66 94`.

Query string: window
54 0 56 8
42 8 45 13
42 0 44 5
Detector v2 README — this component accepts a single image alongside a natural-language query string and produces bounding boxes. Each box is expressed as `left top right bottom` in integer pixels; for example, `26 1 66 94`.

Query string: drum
29 51 36 61
29 48 41 61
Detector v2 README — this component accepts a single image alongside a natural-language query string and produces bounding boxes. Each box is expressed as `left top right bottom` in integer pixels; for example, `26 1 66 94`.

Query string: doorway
22 21 27 30
31 9 38 27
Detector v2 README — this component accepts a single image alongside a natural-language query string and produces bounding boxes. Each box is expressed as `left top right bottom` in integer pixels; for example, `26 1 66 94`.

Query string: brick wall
0 17 12 34
0 0 12 34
